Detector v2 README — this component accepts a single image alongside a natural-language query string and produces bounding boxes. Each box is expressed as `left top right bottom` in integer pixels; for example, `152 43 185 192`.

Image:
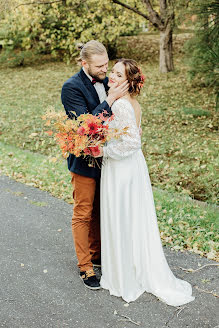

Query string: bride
95 59 195 306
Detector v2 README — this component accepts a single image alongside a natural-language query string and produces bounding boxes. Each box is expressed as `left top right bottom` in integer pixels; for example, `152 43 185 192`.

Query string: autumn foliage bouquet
43 108 128 167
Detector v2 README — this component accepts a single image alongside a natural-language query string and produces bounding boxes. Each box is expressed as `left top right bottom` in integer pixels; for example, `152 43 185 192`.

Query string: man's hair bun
76 42 84 51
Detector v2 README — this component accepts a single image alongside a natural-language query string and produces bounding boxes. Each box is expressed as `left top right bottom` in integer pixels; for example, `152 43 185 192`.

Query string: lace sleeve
103 99 141 160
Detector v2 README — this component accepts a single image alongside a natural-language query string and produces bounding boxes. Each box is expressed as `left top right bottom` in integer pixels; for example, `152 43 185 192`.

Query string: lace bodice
103 98 141 160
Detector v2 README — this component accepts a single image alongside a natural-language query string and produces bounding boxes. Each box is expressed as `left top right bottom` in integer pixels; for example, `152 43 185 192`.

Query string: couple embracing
61 40 195 306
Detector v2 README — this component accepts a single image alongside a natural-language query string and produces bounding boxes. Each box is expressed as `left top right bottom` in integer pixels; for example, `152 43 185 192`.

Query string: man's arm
61 83 110 119
61 80 129 119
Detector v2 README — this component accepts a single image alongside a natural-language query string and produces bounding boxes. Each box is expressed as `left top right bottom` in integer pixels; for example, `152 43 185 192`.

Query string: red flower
90 146 100 157
99 134 106 141
141 74 145 82
77 126 86 136
88 122 99 135
84 148 91 155
138 74 145 89
67 135 73 141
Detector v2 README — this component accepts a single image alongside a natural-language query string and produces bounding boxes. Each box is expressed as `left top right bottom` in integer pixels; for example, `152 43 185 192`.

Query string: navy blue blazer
61 68 112 179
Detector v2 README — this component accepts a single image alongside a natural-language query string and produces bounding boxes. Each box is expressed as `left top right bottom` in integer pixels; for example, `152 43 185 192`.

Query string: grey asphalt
0 175 218 328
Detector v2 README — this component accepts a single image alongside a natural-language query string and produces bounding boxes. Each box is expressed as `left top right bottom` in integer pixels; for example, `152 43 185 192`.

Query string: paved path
0 175 218 328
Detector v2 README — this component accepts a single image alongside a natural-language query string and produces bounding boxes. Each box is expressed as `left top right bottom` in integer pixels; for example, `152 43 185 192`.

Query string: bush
0 0 143 65
185 1 219 91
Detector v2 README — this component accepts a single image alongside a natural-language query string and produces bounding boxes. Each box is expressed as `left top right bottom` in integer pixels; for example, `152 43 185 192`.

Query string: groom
61 40 128 290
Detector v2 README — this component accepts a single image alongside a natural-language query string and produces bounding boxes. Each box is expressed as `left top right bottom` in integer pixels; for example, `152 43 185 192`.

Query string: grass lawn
0 141 218 261
0 33 218 261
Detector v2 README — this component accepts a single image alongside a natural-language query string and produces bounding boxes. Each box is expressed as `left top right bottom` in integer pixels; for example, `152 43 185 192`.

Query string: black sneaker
79 269 101 290
91 258 101 268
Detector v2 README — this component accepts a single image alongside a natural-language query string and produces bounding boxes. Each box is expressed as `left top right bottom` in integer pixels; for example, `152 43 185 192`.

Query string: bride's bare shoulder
133 98 141 108
130 98 141 113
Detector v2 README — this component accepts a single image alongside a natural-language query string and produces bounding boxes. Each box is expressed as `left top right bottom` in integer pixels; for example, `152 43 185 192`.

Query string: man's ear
82 60 88 69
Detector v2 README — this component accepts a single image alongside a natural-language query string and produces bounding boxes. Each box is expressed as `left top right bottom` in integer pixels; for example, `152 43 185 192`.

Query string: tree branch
160 0 167 17
112 0 150 21
142 0 164 30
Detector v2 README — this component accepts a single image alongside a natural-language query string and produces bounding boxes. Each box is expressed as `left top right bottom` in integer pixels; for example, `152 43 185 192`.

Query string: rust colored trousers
70 172 101 272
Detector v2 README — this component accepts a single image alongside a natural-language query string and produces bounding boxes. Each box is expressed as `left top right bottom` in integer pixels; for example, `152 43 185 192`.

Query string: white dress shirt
83 67 107 103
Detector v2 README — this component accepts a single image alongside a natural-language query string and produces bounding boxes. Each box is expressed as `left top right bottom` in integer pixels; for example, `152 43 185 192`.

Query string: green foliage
0 0 142 64
185 1 219 91
182 108 211 117
0 48 36 67
0 48 218 204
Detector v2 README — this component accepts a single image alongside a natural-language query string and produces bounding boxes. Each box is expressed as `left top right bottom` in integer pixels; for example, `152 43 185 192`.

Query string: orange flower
68 142 75 150
77 126 86 136
79 135 87 150
44 108 128 166
81 123 90 134
97 110 110 122
74 149 81 157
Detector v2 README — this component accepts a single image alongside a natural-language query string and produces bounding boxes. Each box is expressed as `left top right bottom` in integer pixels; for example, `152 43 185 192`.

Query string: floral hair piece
138 67 145 89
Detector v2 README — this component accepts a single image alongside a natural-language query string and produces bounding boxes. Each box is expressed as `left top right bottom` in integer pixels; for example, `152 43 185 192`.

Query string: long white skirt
100 149 195 306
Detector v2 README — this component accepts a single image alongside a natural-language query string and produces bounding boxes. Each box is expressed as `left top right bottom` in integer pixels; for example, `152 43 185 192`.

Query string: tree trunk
159 23 174 73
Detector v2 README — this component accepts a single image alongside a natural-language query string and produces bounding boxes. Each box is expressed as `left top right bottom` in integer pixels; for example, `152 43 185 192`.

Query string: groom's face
82 52 109 82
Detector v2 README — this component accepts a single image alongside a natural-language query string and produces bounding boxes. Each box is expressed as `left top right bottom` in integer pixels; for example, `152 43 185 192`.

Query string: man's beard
88 68 106 82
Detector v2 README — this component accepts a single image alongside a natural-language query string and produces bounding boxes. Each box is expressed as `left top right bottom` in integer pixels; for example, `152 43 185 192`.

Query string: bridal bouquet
43 108 128 166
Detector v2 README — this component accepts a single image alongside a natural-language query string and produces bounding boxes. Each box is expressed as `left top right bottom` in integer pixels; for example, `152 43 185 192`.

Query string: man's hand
106 81 129 107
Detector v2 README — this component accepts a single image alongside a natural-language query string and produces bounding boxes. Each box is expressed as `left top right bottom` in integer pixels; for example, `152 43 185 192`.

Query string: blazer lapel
79 69 100 104
103 78 109 94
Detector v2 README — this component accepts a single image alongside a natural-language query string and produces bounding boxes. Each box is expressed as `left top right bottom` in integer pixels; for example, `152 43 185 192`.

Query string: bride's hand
106 80 129 107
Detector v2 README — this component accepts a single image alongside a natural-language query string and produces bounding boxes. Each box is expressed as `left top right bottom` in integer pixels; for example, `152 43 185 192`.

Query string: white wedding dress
100 98 195 306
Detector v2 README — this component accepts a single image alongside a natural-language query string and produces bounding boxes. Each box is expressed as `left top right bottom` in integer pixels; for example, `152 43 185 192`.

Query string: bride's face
108 62 127 87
